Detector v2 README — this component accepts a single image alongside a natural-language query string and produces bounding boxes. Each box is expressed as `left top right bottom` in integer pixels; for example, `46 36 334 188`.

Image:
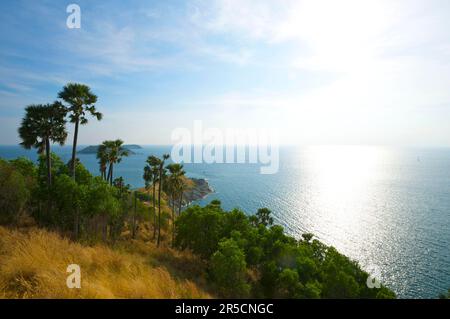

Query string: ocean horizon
0 144 449 299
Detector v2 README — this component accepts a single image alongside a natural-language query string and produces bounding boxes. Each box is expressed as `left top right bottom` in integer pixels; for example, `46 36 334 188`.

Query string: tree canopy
175 202 396 299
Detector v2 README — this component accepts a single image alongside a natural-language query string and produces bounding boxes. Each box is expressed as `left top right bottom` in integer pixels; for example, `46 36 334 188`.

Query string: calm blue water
0 145 449 299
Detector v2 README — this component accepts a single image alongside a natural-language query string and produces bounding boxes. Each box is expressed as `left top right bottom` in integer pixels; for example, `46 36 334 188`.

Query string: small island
78 144 142 155
123 144 142 149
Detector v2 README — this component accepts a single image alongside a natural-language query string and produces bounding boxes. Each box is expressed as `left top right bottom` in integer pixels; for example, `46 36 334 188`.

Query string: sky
0 0 450 146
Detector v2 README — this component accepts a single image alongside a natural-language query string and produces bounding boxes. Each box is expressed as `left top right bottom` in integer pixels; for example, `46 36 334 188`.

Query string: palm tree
58 83 102 180
143 163 154 237
177 177 187 217
157 154 170 247
96 143 108 180
18 102 67 186
102 140 129 185
145 156 161 240
166 163 185 246
164 165 177 240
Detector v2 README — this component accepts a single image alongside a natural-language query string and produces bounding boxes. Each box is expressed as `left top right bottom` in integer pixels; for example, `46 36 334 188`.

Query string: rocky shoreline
183 178 214 205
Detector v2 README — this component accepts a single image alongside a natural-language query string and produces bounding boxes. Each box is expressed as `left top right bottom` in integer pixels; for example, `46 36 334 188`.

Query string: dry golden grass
0 226 211 299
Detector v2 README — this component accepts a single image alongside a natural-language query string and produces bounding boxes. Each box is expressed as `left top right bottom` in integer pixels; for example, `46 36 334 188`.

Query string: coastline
183 177 214 206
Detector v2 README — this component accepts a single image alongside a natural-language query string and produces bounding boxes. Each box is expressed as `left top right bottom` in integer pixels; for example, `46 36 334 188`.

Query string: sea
0 144 449 299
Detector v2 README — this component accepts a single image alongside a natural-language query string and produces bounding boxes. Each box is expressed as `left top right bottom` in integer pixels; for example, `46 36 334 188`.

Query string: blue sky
1 0 450 146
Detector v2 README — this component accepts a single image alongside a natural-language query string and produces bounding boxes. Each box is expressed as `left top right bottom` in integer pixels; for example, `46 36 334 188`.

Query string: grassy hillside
0 226 211 299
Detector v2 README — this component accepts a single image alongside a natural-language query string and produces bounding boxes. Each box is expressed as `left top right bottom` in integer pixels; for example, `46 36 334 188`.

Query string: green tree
9 157 37 180
143 161 158 239
210 238 250 298
100 140 129 185
18 102 67 186
165 163 186 246
276 268 303 298
52 174 85 235
84 177 120 241
250 208 274 227
175 205 225 258
58 83 101 179
96 143 108 180
0 161 30 225
156 154 170 247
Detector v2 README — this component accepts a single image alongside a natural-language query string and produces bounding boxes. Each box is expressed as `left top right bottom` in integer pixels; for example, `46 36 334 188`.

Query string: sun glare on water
297 145 390 251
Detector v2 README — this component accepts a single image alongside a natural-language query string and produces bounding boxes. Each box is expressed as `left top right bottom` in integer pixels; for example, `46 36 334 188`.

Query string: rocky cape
183 178 214 204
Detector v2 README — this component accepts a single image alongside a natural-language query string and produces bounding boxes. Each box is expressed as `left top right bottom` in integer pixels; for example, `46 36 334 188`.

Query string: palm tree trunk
71 118 79 180
45 137 52 187
157 167 162 247
107 163 113 185
148 188 153 238
152 182 156 240
171 194 176 247
178 192 183 217
109 164 114 185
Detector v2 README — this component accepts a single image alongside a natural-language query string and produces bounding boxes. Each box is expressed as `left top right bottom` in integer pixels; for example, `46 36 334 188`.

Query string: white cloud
2 0 450 145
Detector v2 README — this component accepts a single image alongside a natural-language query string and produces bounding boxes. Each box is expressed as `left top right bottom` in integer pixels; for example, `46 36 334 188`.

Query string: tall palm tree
96 143 108 180
18 102 67 186
58 83 102 180
177 177 187 217
143 163 155 237
103 139 129 185
157 154 170 247
166 163 185 246
164 166 177 235
146 156 161 240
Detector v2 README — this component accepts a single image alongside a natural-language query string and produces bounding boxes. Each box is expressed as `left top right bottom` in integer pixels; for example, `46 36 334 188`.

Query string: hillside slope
0 226 211 299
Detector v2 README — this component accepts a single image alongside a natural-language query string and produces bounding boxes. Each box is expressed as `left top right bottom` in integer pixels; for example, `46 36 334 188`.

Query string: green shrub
210 238 250 298
175 200 396 299
0 161 30 224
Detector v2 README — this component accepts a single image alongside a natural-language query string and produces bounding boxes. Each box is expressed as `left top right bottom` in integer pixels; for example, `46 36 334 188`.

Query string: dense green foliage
0 159 31 224
210 238 250 297
0 154 147 241
175 202 396 299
